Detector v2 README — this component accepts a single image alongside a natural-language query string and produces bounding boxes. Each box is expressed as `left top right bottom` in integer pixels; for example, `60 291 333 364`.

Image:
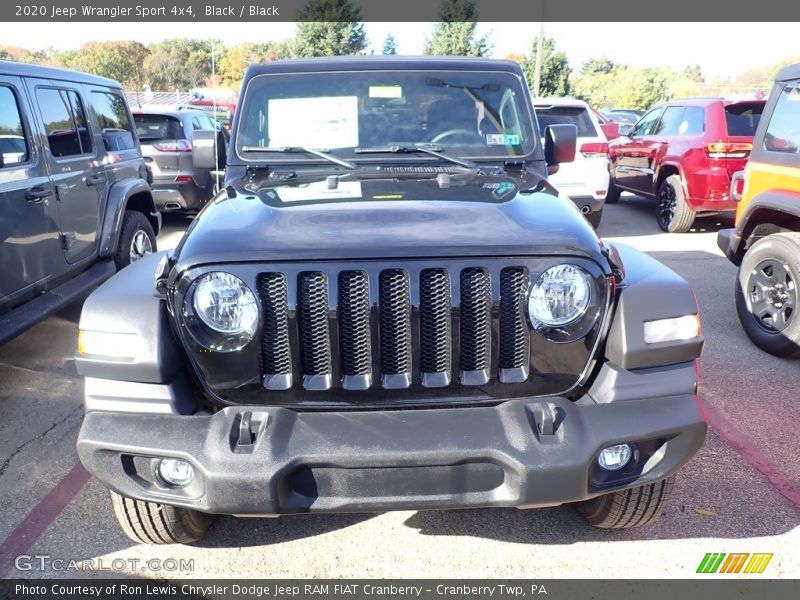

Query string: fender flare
652 161 688 198
98 179 160 259
726 190 800 263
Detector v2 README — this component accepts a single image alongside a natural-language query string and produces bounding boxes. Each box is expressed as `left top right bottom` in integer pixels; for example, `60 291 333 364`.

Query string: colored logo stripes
696 553 773 573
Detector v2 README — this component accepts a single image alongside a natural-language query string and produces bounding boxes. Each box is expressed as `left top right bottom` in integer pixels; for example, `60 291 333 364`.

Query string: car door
28 80 102 264
611 107 664 193
0 76 60 306
649 105 686 190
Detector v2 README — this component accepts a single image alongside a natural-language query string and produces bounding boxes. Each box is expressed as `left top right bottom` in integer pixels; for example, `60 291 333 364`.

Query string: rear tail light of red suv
705 142 752 159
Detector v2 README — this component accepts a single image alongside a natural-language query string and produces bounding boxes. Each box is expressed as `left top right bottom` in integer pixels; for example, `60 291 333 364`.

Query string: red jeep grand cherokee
608 97 765 232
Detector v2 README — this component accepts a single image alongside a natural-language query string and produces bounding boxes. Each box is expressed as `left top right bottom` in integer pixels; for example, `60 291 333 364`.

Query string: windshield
236 70 535 162
536 106 598 138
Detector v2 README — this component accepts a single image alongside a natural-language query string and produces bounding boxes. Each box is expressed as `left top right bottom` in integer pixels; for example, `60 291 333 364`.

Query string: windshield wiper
354 145 477 169
240 146 355 169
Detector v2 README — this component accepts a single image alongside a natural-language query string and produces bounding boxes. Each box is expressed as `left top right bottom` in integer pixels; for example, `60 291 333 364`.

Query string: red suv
607 98 765 232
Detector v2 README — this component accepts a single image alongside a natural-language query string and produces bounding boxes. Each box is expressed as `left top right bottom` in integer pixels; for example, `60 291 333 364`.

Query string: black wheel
735 233 800 358
576 477 674 529
586 207 603 229
656 175 695 233
110 490 214 544
114 210 156 269
605 180 621 204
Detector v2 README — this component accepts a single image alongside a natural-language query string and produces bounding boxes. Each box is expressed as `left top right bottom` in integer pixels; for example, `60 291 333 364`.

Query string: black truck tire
110 490 214 544
575 477 674 528
735 232 800 358
605 181 621 204
114 210 157 270
657 175 695 233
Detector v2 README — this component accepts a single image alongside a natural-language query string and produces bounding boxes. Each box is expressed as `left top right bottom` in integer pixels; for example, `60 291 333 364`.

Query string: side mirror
543 124 577 166
619 124 633 137
192 130 226 170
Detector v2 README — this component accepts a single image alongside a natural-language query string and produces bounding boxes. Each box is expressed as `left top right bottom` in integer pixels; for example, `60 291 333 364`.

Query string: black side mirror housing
543 124 577 166
619 123 633 137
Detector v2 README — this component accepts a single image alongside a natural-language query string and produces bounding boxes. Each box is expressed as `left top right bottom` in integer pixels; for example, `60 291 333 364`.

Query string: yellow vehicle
718 63 800 357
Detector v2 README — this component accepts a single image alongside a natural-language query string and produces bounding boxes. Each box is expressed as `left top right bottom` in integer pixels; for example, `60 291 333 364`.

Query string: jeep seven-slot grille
256 266 532 392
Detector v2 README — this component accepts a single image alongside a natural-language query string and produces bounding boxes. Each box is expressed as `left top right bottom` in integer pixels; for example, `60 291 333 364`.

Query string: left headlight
185 272 259 352
528 264 592 327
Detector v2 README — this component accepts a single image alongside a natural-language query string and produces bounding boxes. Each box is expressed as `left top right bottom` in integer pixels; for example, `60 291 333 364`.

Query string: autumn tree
143 38 218 90
424 0 491 57
292 0 367 57
56 41 148 91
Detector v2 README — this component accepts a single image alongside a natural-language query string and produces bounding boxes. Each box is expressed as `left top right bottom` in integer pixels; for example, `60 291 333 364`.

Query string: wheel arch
733 190 800 261
653 163 686 197
99 180 161 260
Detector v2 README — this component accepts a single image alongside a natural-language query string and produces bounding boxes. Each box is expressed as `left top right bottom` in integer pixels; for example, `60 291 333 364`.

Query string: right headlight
184 271 259 352
528 264 592 327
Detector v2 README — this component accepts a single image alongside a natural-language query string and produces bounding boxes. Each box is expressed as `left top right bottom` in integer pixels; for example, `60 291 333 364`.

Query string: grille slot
297 271 332 390
379 269 412 389
459 267 491 385
338 270 372 390
498 267 530 383
419 268 452 387
257 272 292 390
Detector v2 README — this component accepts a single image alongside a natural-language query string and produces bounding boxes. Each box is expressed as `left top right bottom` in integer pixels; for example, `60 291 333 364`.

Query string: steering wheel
431 129 484 144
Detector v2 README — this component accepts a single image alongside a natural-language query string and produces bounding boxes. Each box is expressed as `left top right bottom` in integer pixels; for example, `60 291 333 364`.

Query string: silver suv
133 108 226 212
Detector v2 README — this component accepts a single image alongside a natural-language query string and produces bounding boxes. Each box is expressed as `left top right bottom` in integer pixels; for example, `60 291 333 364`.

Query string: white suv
534 97 611 228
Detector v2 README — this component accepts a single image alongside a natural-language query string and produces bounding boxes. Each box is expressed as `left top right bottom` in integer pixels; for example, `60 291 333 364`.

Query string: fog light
158 458 194 487
598 444 632 471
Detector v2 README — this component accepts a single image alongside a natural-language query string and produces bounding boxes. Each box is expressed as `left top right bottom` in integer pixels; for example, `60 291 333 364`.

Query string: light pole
533 20 544 96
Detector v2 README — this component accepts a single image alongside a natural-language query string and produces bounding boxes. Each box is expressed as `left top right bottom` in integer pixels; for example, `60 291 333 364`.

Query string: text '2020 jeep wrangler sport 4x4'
75 57 706 544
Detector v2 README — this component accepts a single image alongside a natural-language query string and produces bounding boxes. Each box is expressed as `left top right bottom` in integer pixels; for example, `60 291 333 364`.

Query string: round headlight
192 272 258 336
528 264 592 327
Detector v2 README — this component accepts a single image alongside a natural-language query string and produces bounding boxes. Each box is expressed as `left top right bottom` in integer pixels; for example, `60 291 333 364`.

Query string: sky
2 22 797 80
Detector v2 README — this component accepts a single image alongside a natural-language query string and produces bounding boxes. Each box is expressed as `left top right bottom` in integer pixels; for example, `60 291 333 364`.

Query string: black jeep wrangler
0 61 160 345
76 57 706 544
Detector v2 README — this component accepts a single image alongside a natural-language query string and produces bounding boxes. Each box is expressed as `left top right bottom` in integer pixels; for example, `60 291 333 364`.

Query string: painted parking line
0 462 90 578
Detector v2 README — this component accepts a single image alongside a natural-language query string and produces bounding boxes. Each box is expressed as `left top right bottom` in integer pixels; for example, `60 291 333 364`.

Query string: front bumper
717 227 742 265
78 394 706 515
151 179 207 211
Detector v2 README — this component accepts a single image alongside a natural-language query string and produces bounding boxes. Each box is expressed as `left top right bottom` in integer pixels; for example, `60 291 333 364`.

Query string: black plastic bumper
717 227 741 265
77 395 706 515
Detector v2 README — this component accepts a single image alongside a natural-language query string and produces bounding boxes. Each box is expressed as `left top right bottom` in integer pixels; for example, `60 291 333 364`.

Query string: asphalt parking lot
0 196 798 579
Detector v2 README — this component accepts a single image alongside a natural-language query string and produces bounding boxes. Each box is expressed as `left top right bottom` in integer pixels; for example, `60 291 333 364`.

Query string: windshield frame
233 68 539 166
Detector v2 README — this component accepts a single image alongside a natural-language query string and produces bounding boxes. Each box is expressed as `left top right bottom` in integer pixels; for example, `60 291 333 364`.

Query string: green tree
423 0 492 57
682 64 704 83
218 42 290 88
292 0 367 57
522 37 571 97
56 41 148 91
143 38 217 90
581 57 617 76
382 33 398 55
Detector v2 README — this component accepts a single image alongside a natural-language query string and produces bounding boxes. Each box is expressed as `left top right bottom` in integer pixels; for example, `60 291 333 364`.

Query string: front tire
656 175 695 233
110 491 214 544
735 233 800 358
114 210 156 269
576 477 674 528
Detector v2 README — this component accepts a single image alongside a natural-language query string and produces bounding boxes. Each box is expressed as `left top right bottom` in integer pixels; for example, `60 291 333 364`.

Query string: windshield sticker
486 133 521 146
369 86 402 99
268 96 359 149
276 181 363 203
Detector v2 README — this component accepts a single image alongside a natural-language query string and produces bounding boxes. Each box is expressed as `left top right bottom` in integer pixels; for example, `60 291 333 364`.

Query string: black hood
173 171 608 271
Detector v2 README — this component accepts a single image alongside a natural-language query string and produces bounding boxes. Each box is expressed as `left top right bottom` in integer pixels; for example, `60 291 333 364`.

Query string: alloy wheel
657 184 676 230
129 230 153 263
746 259 796 332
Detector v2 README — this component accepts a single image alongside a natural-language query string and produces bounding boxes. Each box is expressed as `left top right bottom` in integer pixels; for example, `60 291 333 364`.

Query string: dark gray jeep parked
0 61 160 345
76 57 706 544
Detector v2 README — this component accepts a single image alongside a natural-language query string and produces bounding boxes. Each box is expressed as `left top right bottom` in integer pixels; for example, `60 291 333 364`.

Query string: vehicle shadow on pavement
600 194 734 238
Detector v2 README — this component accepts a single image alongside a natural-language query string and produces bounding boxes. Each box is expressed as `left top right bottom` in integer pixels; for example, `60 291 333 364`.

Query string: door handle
86 174 105 186
25 187 53 203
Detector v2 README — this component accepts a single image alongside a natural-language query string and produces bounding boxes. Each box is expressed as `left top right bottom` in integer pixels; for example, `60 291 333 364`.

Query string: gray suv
0 61 160 344
133 109 226 212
